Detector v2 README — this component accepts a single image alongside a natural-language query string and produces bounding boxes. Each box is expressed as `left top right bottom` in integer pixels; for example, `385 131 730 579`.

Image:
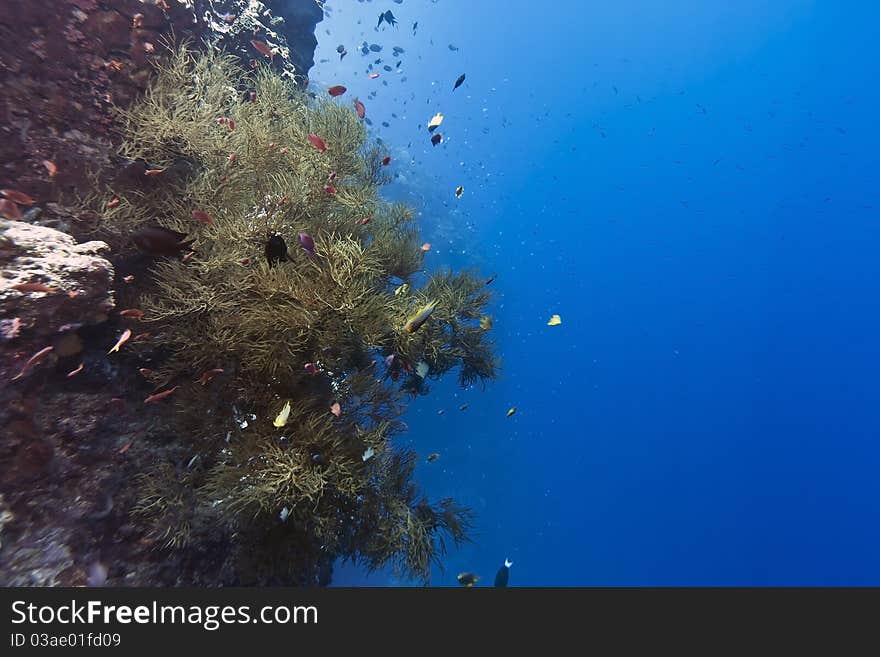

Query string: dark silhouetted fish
132 226 192 256
454 73 466 90
494 559 513 587
265 232 289 266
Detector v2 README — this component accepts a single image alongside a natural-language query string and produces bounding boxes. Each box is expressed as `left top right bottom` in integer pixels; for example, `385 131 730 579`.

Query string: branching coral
88 44 498 584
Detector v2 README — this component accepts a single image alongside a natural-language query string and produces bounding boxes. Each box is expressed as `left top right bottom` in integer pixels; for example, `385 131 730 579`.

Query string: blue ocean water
312 0 880 585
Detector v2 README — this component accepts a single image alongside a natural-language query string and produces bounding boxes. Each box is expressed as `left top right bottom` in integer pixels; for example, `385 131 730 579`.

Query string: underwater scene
1 0 879 588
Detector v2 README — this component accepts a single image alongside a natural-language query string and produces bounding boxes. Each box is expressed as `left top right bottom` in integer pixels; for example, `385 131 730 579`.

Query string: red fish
105 198 120 209
1 189 35 205
144 169 165 176
327 171 337 182
358 216 372 225
138 368 153 378
354 98 366 119
108 328 132 354
279 147 288 154
12 282 57 293
328 85 347 97
144 386 178 404
123 275 135 283
381 156 391 166
323 184 337 194
308 133 328 152
304 362 319 375
250 39 274 60
66 363 84 378
191 210 213 225
228 119 236 131
330 402 341 417
119 309 145 320
368 73 379 79
10 345 54 381
0 199 22 220
197 368 224 385
118 441 132 455
420 243 431 252
42 160 58 178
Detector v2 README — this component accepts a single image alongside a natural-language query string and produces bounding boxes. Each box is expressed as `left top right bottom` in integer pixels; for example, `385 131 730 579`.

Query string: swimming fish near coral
455 185 464 198
191 210 213 225
394 282 409 296
273 400 291 428
507 406 517 417
304 362 319 375
132 226 192 256
420 243 431 252
547 314 562 326
427 453 440 462
250 39 274 60
197 368 224 386
484 274 497 286
453 73 466 91
377 10 397 28
144 386 178 404
107 328 132 354
427 113 444 132
494 559 514 587
354 97 366 119
265 232 289 266
403 301 438 334
119 309 145 320
328 85 347 96
12 282 57 294
479 315 493 330
0 199 22 220
381 156 392 166
1 189 36 205
307 133 328 152
457 572 479 587
362 447 375 462
415 361 429 378
10 345 53 381
330 402 342 417
299 232 316 256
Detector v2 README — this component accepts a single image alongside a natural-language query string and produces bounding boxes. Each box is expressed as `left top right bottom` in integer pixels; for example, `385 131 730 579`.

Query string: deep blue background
307 0 880 585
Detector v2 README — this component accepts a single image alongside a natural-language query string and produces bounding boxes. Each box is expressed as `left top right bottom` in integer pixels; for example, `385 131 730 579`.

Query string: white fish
415 361 429 378
505 558 513 568
279 507 290 522
362 447 375 462
273 400 291 428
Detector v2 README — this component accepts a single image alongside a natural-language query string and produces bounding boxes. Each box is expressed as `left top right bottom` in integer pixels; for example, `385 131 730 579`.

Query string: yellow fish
428 112 444 132
273 400 291 428
455 185 464 199
547 314 562 326
479 315 493 330
394 282 409 296
403 300 438 334
507 406 516 417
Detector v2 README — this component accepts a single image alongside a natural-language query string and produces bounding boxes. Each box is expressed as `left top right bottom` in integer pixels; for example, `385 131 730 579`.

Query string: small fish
437 409 445 415
507 407 517 417
394 284 409 298
547 314 562 326
330 402 341 417
354 97 366 119
362 447 376 462
420 243 431 252
494 559 514 587
197 368 223 385
427 113 444 132
144 386 178 404
484 274 497 286
298 232 316 256
415 361 429 378
431 133 443 146
144 169 165 176
323 184 337 194
427 453 440 462
105 197 120 209
138 368 153 378
339 50 347 60
457 573 478 587
250 39 274 59
119 309 145 321
132 225 191 256
304 362 319 375
1 189 35 205
42 160 58 178
448 44 459 51
123 275 135 283
0 199 22 220
191 210 213 225
336 44 345 54
381 156 392 166
328 85 347 97
66 363 84 378
265 232 289 266
308 133 328 152
12 282 57 293
118 441 133 455
10 345 54 381
273 400 291 427
358 216 372 226
455 185 464 198
403 300 438 334
107 328 132 354
459 403 469 411
384 354 396 368
369 72 380 79
479 316 493 330
453 73 466 90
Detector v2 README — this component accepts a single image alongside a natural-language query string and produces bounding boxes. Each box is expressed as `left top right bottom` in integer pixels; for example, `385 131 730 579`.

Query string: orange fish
324 184 337 194
123 275 135 283
119 309 145 320
330 402 342 417
66 363 84 378
1 189 35 205
308 133 328 152
328 85 347 96
107 328 132 354
11 345 54 381
191 210 213 225
368 73 380 79
12 282 57 293
354 97 366 119
138 368 153 378
144 169 165 176
118 441 133 455
197 368 224 386
42 160 58 178
359 216 372 225
0 199 22 220
106 198 120 209
144 386 178 404
250 39 274 59
381 156 392 166
420 243 431 252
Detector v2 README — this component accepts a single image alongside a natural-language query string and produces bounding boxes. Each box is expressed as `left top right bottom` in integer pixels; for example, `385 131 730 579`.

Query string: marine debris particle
273 401 292 428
